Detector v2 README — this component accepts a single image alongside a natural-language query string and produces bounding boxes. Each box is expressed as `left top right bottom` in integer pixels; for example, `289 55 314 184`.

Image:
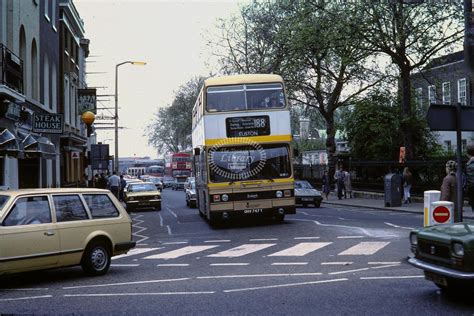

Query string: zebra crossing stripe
337 242 390 256
112 248 162 260
143 246 218 259
207 244 275 258
268 242 332 257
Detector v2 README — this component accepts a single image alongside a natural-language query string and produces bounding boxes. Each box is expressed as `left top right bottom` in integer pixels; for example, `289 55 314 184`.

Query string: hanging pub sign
78 88 97 114
32 114 63 134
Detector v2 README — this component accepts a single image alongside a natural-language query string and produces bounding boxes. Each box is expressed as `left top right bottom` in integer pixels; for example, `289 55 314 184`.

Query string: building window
428 85 436 105
442 82 451 105
51 63 57 111
458 78 467 105
462 139 467 151
64 76 70 125
43 55 49 108
44 0 50 21
444 140 452 152
415 88 423 109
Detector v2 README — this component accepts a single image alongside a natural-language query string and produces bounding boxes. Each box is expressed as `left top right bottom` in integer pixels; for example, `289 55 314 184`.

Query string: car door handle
44 231 55 236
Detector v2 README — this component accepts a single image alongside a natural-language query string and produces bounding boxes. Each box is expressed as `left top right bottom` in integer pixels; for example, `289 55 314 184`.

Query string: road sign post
430 201 454 226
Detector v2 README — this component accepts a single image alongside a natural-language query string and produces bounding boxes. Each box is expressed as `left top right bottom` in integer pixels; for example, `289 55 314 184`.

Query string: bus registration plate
243 208 263 214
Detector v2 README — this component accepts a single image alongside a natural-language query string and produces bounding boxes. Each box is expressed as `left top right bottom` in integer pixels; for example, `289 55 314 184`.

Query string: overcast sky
75 0 245 158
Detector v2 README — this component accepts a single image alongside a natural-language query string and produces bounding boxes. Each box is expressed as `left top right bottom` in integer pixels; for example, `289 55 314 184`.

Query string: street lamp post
114 61 146 174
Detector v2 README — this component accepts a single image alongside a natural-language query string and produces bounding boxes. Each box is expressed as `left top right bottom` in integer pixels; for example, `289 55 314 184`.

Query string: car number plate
302 198 313 201
424 272 447 286
243 208 263 214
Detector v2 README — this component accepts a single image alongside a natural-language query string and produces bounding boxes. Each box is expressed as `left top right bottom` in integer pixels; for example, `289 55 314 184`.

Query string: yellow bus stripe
205 135 292 146
207 178 294 188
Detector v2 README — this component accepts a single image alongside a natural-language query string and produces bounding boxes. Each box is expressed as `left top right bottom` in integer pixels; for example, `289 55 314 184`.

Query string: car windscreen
209 144 291 183
128 184 157 192
295 181 313 189
206 83 285 112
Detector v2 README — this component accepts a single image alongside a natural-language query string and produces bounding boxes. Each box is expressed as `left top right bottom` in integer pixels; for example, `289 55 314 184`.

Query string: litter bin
384 173 402 207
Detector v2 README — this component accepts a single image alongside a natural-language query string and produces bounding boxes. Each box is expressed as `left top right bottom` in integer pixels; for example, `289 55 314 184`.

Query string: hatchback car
409 223 474 292
0 188 135 277
148 177 163 191
185 180 197 208
295 180 323 208
124 182 161 212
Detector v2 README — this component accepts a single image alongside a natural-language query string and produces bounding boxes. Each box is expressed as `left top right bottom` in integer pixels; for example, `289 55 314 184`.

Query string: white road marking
64 292 215 297
111 264 140 267
144 245 218 259
0 295 52 302
289 218 372 237
249 238 278 241
360 276 424 280
268 242 331 257
207 243 275 258
294 237 320 240
112 248 161 260
223 278 348 293
338 242 390 255
337 236 365 239
329 267 370 275
131 214 149 243
384 222 415 230
63 278 189 290
210 263 250 266
197 273 323 280
0 288 49 291
166 225 172 235
136 244 149 246
271 262 308 266
166 206 178 218
368 262 401 265
162 241 188 245
157 264 190 267
321 262 353 266
204 240 231 243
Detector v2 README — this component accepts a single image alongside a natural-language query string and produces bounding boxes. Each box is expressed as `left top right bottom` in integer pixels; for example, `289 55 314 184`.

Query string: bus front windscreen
206 83 285 112
208 145 291 182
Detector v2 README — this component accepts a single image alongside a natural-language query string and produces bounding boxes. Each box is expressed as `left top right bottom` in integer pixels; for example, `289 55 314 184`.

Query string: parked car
184 177 195 190
409 223 474 292
124 182 161 212
0 188 135 276
294 180 323 208
185 180 197 208
148 177 163 191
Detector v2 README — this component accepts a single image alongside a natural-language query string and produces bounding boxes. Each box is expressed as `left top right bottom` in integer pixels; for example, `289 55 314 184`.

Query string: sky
74 0 246 158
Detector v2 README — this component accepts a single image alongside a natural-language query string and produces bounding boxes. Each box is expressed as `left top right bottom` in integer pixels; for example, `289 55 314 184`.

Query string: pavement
321 191 474 220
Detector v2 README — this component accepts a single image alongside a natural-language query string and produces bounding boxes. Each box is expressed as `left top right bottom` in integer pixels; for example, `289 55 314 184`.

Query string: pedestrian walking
119 174 127 202
402 167 413 204
334 168 345 200
322 171 331 199
343 170 352 199
98 173 108 189
107 171 121 198
466 144 474 212
440 160 457 212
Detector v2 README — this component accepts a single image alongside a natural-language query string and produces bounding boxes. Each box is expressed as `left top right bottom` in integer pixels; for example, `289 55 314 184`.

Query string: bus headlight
276 191 283 198
453 243 464 256
222 194 229 202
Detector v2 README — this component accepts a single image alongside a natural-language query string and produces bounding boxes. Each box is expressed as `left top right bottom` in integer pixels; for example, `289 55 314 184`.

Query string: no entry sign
433 205 451 224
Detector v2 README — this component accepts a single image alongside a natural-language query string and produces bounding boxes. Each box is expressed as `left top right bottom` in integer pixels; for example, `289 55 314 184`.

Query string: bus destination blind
226 115 270 137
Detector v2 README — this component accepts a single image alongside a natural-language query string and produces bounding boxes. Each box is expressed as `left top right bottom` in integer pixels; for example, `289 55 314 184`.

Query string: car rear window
83 194 119 218
0 195 9 211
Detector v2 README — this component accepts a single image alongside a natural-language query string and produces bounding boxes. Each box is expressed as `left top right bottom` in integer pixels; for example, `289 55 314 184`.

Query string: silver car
185 181 197 208
295 180 323 208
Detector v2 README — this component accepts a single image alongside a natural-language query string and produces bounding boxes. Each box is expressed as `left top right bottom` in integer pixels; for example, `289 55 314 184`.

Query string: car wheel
303 203 308 208
186 199 189 207
314 201 321 208
81 240 111 276
191 201 196 208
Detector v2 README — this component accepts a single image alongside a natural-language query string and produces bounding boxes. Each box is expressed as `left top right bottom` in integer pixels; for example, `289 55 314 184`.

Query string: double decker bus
165 152 192 189
192 74 295 224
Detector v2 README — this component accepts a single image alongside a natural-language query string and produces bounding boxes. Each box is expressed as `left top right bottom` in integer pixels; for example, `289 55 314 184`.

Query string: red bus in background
166 152 192 190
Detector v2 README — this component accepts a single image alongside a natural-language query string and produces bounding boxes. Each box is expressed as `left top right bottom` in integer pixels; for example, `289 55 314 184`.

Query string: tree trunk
325 115 337 185
399 66 413 159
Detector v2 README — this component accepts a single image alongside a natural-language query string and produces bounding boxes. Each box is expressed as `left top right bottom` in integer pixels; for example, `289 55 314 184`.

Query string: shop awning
17 130 56 159
0 128 20 157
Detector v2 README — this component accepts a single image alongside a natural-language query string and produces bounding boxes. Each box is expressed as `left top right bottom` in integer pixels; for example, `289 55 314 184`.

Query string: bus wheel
275 214 285 222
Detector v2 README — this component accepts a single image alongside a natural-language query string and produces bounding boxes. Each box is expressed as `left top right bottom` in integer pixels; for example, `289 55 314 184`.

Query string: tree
339 90 439 161
349 1 464 158
209 2 383 178
145 77 204 153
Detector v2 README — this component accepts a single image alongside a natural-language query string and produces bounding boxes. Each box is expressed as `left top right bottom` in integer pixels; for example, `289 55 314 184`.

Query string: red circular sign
433 206 451 223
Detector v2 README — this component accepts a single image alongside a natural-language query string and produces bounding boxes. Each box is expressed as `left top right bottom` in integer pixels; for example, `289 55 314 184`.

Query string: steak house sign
33 114 64 134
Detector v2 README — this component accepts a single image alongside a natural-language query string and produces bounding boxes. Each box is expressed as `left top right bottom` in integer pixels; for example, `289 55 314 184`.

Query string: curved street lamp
114 61 146 174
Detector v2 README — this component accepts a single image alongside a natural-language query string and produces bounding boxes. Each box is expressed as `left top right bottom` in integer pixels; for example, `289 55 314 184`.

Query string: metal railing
0 43 23 94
